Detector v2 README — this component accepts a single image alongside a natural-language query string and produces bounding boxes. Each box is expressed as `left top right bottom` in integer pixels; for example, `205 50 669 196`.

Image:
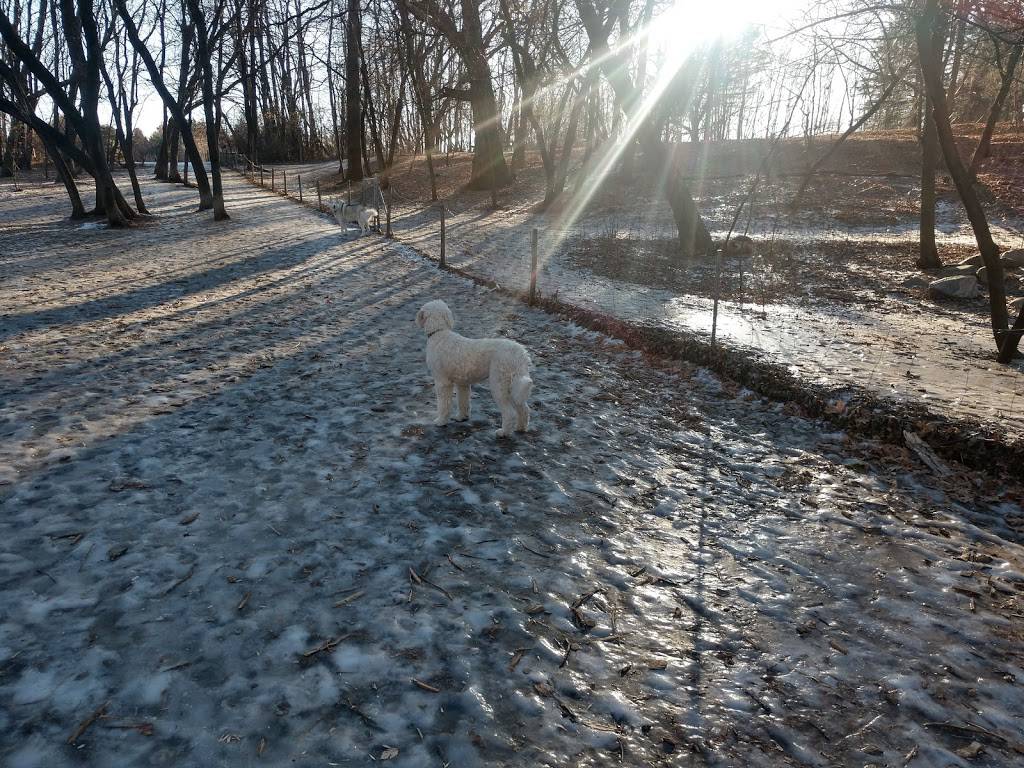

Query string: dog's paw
434 418 449 427
495 429 512 438
453 414 469 422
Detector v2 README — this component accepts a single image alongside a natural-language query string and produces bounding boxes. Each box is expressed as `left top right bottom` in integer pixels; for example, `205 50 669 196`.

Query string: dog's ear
415 309 425 328
442 306 454 330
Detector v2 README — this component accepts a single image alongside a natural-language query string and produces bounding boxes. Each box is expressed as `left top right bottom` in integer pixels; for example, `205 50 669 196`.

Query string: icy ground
2 173 1024 767
388 191 1024 442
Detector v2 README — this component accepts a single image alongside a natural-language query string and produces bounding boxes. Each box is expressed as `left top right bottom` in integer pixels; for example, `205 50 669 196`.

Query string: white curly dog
416 300 533 436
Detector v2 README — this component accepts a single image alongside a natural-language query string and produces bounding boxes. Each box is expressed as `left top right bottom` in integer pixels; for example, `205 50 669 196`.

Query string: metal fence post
260 164 264 186
529 228 539 305
283 170 287 195
440 204 446 267
271 168 275 191
298 175 303 202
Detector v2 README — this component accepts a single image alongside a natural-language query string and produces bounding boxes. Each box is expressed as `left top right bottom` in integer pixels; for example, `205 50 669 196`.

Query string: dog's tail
511 373 533 406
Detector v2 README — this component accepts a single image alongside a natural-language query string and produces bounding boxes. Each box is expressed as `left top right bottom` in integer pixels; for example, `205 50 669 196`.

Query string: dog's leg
434 379 453 426
489 371 516 437
456 385 471 421
497 402 516 437
515 402 530 432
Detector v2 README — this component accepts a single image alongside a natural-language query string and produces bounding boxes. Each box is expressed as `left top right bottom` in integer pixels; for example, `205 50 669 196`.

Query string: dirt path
2 174 1023 767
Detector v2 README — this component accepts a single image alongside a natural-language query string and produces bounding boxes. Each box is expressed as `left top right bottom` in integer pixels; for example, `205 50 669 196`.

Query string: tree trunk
345 0 363 181
919 96 941 268
116 0 214 211
970 43 1023 176
47 139 86 217
167 125 182 182
917 0 1019 362
186 0 228 219
664 150 714 257
154 121 170 179
465 53 511 189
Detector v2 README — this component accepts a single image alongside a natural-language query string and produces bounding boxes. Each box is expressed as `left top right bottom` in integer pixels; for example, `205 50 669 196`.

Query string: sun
650 0 797 58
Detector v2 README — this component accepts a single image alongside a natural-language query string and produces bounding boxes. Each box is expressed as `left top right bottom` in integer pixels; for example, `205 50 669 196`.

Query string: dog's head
416 300 454 335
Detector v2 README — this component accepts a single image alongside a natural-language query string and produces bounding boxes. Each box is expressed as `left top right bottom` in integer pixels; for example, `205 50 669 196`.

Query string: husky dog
330 200 378 234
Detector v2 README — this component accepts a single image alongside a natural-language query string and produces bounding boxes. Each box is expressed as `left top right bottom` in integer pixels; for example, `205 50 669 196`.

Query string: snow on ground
380 178 1024 441
2 173 1024 767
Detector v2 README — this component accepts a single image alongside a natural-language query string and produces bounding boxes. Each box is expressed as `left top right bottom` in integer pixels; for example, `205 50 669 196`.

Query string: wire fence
219 149 1024 439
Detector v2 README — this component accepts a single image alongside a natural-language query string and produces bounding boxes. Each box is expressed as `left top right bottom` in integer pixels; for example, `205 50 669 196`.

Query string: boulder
929 275 980 299
1010 296 1024 314
723 235 755 256
977 266 989 285
1003 249 1024 268
938 264 981 278
957 253 984 266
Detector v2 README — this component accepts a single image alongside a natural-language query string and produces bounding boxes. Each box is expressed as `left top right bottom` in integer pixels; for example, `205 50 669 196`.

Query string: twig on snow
408 567 452 600
67 701 109 745
163 566 196 596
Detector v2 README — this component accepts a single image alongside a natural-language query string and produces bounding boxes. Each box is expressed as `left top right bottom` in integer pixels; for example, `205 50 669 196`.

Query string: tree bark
970 43 1023 176
917 0 1019 362
185 0 229 219
345 0 363 181
919 95 941 269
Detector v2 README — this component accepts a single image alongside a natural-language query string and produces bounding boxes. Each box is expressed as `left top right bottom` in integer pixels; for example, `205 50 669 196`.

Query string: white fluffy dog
416 300 533 437
330 201 378 234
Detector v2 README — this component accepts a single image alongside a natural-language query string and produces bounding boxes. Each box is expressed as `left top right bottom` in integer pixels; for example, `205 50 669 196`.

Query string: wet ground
382 171 1024 441
2 173 1024 767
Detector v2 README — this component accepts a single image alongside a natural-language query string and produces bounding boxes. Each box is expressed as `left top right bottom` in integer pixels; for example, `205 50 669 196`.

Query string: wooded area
2 0 1024 358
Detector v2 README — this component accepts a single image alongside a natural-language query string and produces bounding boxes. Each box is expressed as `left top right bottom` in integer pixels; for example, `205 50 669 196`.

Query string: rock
1009 296 1024 314
929 275 980 299
1002 248 1024 268
977 266 988 285
902 275 928 290
938 264 980 278
958 253 984 266
724 235 754 256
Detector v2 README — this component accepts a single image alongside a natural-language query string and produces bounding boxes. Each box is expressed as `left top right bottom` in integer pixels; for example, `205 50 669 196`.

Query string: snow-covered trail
2 174 1023 767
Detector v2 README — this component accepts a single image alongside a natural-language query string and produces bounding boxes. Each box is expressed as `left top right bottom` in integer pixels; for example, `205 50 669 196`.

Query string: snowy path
2 174 1024 767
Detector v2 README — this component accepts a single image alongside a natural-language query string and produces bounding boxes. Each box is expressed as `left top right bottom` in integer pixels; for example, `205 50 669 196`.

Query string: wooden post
738 254 745 310
440 204 446 267
711 247 722 346
317 179 322 210
260 164 264 186
385 183 393 238
271 168 275 191
283 170 287 195
298 175 303 202
529 228 539 305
